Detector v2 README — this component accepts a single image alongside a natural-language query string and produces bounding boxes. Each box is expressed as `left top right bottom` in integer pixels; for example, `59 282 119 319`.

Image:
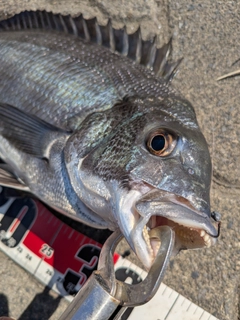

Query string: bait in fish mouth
0 11 220 270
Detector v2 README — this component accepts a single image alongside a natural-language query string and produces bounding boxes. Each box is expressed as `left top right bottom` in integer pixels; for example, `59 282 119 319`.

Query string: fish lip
149 201 218 237
129 188 219 269
135 189 218 237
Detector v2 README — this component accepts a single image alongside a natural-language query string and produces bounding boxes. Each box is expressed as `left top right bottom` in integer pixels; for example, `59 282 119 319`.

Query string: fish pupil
151 135 165 151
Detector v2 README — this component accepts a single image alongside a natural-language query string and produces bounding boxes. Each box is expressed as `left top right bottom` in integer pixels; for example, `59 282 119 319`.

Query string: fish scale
0 11 219 270
0 31 175 130
93 113 146 180
0 35 120 129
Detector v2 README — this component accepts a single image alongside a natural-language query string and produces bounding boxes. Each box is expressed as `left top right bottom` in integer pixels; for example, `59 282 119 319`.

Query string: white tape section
114 258 219 320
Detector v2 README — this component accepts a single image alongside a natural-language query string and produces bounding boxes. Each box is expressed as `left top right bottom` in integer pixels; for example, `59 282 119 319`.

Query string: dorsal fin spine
95 19 102 45
135 28 142 63
33 11 39 28
59 14 68 33
0 10 182 81
82 17 90 41
146 36 157 68
108 20 115 51
122 26 129 56
27 12 33 29
39 11 44 29
52 14 59 30
69 16 78 36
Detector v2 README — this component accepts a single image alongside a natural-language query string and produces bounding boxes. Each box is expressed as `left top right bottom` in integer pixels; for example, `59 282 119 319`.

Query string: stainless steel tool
59 226 175 320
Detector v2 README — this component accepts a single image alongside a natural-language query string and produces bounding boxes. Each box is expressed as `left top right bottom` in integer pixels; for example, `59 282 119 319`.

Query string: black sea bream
0 11 219 269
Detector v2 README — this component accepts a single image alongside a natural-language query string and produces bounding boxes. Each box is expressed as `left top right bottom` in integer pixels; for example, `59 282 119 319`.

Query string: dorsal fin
0 10 182 81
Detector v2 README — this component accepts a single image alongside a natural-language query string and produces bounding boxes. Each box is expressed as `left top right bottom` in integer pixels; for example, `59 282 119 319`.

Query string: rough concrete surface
0 1 239 320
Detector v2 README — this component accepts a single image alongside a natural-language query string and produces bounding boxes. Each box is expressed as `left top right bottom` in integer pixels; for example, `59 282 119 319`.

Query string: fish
0 11 219 270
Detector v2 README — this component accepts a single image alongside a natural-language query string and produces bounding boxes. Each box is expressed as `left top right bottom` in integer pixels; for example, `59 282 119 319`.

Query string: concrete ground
0 1 240 320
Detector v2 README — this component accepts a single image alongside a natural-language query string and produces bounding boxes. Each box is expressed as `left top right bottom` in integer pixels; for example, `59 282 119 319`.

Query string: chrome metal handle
59 226 175 320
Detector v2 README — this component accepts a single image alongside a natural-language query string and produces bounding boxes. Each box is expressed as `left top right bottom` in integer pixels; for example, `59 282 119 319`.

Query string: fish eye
147 129 177 156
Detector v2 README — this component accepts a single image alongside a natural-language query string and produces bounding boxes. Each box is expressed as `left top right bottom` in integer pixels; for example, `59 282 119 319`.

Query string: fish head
66 95 219 270
107 95 219 270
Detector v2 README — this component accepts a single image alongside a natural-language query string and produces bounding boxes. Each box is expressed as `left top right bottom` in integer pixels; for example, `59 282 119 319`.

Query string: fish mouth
131 189 219 270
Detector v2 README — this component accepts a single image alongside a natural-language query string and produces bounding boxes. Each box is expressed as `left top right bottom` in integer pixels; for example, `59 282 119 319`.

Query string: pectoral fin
0 163 30 191
0 103 70 159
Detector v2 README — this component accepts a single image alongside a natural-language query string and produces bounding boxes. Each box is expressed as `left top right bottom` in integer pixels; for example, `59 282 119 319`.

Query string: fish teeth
203 233 209 242
204 234 212 247
200 230 206 237
199 230 212 247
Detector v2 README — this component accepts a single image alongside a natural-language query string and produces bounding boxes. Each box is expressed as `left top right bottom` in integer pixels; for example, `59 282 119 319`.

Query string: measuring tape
0 186 219 320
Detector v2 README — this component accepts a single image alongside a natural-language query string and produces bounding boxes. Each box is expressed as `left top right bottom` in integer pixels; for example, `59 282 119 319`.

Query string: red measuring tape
0 186 125 300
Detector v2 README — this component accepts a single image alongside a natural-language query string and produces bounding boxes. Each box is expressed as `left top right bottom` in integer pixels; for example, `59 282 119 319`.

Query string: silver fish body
0 12 218 269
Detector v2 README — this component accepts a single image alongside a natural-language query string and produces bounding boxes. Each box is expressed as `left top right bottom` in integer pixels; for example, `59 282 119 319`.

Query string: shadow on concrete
0 294 9 317
18 287 62 320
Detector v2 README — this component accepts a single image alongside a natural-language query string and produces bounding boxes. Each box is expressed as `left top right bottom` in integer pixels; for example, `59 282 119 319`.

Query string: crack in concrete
213 172 240 189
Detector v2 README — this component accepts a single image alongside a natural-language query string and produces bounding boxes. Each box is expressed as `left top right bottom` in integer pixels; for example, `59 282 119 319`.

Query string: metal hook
59 226 174 320
97 225 175 306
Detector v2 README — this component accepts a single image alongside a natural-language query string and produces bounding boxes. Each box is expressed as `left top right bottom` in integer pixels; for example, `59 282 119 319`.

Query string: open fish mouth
130 190 220 270
145 215 216 256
